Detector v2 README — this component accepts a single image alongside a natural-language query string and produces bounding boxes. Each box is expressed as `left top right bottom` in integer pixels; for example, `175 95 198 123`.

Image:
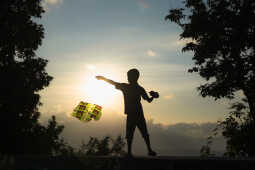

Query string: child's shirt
115 82 148 115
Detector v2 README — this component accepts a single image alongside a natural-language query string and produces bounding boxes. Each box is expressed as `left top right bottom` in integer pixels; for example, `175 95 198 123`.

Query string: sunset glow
82 77 118 106
76 65 123 107
38 0 229 125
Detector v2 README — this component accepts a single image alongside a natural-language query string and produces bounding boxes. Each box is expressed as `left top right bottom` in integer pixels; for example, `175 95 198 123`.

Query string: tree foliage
218 99 255 157
166 0 255 157
201 99 255 157
165 0 255 119
0 0 62 154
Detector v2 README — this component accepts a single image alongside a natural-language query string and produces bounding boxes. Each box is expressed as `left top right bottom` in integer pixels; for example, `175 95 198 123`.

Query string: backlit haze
37 0 229 155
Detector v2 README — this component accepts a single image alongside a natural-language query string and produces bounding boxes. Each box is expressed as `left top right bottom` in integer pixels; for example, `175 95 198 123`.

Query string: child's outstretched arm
96 76 118 86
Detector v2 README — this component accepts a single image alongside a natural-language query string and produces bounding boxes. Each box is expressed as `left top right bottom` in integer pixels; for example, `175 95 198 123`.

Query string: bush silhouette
77 135 126 156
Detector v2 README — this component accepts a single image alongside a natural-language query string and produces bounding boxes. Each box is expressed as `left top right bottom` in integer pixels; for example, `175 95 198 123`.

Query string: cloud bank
40 110 226 156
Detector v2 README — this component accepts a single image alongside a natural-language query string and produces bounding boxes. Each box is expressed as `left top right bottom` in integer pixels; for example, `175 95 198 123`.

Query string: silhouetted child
96 68 158 157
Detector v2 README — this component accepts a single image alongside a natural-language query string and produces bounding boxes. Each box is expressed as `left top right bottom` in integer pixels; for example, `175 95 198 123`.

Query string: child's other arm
96 76 118 86
141 89 154 103
146 95 154 103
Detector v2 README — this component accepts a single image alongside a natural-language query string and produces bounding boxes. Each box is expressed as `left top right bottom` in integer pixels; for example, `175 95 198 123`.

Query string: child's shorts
126 112 149 140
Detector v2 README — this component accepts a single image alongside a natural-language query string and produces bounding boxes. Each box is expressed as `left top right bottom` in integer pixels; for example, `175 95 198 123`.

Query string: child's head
127 68 139 84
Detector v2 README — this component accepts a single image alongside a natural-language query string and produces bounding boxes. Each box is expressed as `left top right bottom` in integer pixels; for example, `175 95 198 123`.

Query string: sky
37 0 232 155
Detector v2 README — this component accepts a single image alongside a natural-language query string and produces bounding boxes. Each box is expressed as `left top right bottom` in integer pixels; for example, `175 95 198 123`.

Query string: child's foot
148 150 157 156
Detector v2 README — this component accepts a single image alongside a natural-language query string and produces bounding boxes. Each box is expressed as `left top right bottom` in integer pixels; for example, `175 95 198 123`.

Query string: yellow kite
72 101 102 122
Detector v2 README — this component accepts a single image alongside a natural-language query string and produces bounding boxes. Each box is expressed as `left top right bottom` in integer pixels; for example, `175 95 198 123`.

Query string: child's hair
127 68 140 83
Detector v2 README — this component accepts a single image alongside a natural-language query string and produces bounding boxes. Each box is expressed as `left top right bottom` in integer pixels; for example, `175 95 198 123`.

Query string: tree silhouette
200 99 255 157
0 0 60 154
218 99 255 157
165 0 255 118
166 0 255 157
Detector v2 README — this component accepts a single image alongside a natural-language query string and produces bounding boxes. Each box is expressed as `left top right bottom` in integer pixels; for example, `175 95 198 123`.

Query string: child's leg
137 114 156 155
126 115 136 155
127 138 132 155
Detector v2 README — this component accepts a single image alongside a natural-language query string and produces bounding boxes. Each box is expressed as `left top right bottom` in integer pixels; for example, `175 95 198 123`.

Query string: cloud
44 0 63 5
86 64 96 70
39 110 226 156
175 38 197 47
42 0 63 11
164 94 174 100
138 0 150 9
147 49 156 57
146 121 226 156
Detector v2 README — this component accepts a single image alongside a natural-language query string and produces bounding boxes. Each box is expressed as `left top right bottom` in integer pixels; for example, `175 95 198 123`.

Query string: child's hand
149 91 159 98
96 76 104 80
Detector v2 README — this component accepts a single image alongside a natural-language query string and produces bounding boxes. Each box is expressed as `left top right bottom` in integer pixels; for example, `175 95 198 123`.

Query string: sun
81 75 120 106
76 64 124 107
